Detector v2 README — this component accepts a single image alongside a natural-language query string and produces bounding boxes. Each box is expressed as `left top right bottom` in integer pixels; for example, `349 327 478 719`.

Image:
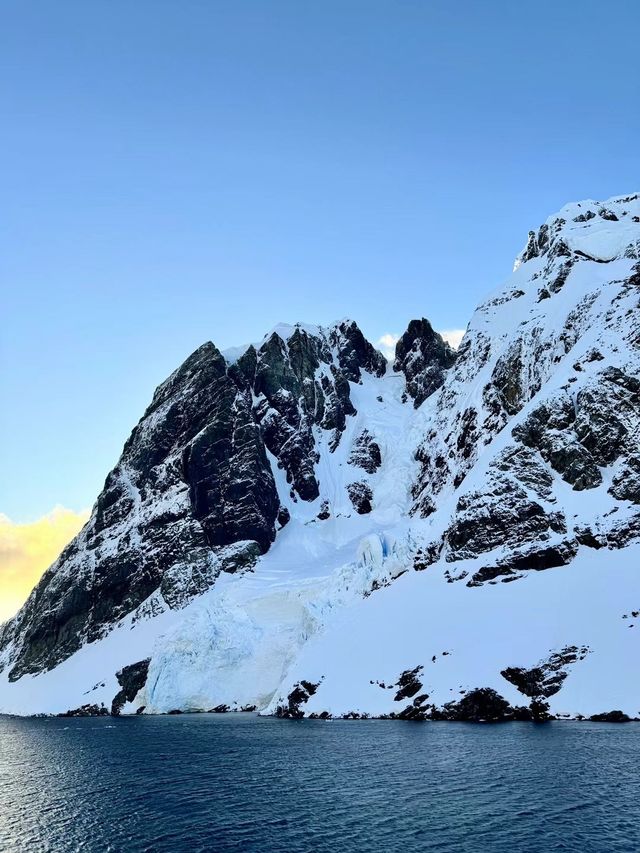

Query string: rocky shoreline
7 707 636 723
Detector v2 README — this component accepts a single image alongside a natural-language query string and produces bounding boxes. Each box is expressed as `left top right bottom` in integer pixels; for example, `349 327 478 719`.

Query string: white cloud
438 328 466 349
378 327 465 359
0 506 89 622
377 333 399 361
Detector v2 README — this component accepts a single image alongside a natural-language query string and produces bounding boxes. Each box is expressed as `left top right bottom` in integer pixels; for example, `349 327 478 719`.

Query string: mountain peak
2 196 639 720
515 192 640 270
393 318 457 407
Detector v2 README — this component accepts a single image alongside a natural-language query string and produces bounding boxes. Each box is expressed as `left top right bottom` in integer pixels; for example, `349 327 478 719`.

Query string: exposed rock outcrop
393 666 424 701
111 658 150 716
347 481 374 514
589 710 631 722
393 319 457 407
445 475 566 563
348 430 382 474
58 703 109 717
274 680 320 719
0 320 387 683
501 646 590 698
429 688 530 722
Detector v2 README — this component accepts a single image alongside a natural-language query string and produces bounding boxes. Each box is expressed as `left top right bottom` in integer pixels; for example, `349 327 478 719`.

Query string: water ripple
0 716 638 852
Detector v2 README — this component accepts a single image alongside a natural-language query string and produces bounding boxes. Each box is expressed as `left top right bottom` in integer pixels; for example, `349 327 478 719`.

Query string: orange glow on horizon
0 507 89 623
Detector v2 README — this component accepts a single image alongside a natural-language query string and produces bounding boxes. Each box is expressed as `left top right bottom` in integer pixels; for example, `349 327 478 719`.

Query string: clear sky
2 0 639 526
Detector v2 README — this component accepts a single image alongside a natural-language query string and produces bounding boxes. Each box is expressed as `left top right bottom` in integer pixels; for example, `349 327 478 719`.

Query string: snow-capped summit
515 191 640 269
1 195 639 721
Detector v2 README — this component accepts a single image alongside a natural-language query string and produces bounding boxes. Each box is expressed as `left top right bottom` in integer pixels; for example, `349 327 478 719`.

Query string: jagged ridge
0 317 446 683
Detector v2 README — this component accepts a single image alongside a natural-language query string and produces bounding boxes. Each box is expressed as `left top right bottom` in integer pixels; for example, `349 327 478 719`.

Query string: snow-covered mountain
2 193 639 721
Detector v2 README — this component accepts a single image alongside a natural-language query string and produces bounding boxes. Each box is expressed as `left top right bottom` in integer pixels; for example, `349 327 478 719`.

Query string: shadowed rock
393 319 457 407
111 658 151 716
0 320 389 683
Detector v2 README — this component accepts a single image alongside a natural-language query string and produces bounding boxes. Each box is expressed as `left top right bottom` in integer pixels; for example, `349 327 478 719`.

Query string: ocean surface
0 714 638 852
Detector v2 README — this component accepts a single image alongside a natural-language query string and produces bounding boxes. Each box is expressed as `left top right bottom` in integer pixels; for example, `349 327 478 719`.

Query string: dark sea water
0 714 638 853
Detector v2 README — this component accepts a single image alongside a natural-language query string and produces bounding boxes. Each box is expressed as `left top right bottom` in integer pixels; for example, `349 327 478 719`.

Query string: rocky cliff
1 193 639 720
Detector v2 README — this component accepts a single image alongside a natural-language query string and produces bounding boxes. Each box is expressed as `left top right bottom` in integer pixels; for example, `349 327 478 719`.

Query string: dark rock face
275 680 320 718
599 208 619 222
58 703 109 717
347 481 374 514
364 668 431 720
574 210 596 223
519 216 587 266
394 666 424 701
467 540 578 586
348 430 382 474
241 332 326 499
2 342 280 682
237 336 320 501
0 320 388 683
577 512 640 552
317 500 331 521
120 344 278 557
589 710 631 722
513 394 597 490
329 320 387 382
438 355 640 586
430 688 524 722
609 455 640 503
217 541 261 575
413 542 443 572
233 323 381 499
493 447 554 498
410 334 498 513
501 646 589 699
395 693 431 720
514 369 640 492
446 688 514 722
529 699 553 722
407 197 640 608
394 319 457 407
606 512 640 550
445 476 565 562
491 340 526 416
111 658 150 715
181 379 278 552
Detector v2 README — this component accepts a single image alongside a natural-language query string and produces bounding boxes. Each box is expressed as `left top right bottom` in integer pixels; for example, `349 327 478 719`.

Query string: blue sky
2 0 639 522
